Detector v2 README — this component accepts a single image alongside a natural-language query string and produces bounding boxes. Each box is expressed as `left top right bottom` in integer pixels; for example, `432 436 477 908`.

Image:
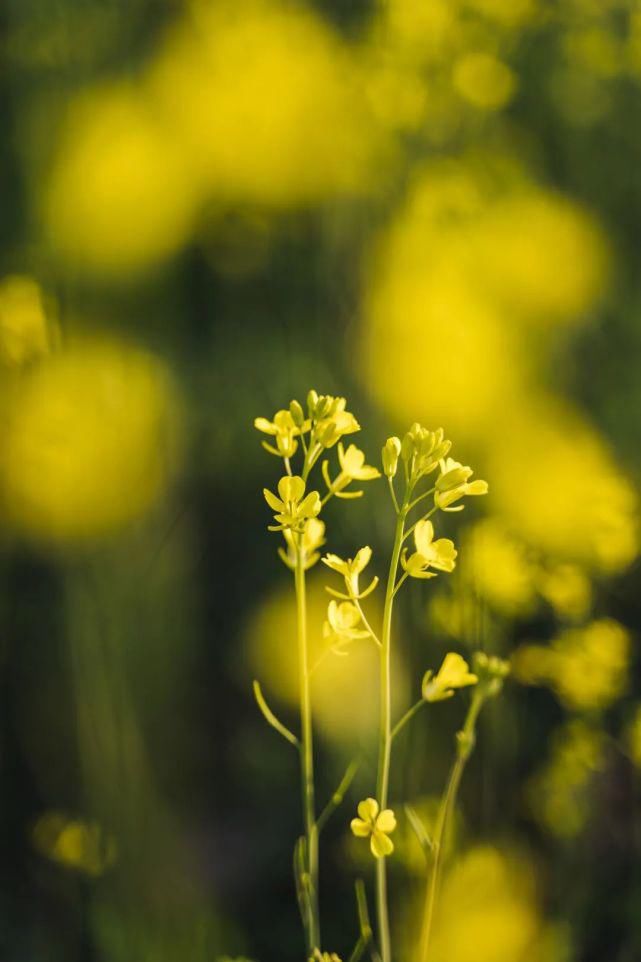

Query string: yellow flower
422 652 478 702
322 546 377 598
401 519 457 578
280 518 326 570
310 952 342 962
254 408 309 458
435 457 488 511
263 475 321 531
350 798 396 858
337 442 381 482
323 600 370 653
315 396 360 447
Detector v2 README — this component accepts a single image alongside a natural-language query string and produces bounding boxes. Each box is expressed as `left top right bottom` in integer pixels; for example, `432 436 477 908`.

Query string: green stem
418 692 484 962
390 699 426 742
375 506 407 962
295 544 320 954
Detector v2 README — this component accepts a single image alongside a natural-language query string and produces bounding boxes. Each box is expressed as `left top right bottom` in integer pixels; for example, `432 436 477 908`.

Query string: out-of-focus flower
255 408 309 458
33 813 117 877
280 519 326 571
351 798 397 858
489 399 638 573
147 0 384 207
464 519 537 617
310 950 342 962
44 83 197 275
323 600 369 653
626 704 641 769
422 652 477 702
435 457 488 511
453 52 517 110
536 563 592 621
527 720 606 837
263 476 321 532
0 275 56 367
513 618 629 712
0 338 180 542
472 651 510 699
402 520 457 579
422 846 562 962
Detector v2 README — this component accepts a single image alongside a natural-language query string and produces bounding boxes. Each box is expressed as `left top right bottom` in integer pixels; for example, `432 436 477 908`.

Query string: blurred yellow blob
246 575 406 743
514 618 629 712
488 399 638 572
527 720 606 837
44 84 197 275
470 192 608 323
464 519 537 617
1 338 180 542
453 53 517 110
625 704 641 768
148 0 382 207
424 846 559 962
359 160 608 442
33 812 117 877
536 563 592 621
0 275 56 367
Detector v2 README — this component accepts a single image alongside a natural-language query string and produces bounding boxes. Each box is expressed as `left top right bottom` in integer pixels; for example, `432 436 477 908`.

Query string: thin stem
407 486 436 513
392 572 408 597
390 699 426 742
418 692 484 962
387 476 400 515
351 595 382 648
403 506 438 544
375 505 407 962
317 758 361 833
284 456 293 476
295 543 320 954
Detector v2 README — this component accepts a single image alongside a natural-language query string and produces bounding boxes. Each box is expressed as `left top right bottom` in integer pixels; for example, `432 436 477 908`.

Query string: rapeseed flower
351 798 397 858
323 600 370 653
402 520 457 578
435 457 488 511
323 546 378 599
422 653 477 702
263 476 321 532
280 518 326 570
255 408 310 458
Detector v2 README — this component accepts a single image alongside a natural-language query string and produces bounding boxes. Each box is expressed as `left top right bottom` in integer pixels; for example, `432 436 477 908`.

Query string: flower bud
307 389 319 417
289 398 305 428
382 436 401 478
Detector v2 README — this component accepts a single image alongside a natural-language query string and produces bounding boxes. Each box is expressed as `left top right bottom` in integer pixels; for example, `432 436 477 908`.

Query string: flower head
435 457 488 511
313 395 360 447
337 443 381 482
350 798 396 858
401 424 451 482
264 475 321 531
422 652 478 702
323 600 370 653
254 408 310 458
323 546 377 598
402 520 457 579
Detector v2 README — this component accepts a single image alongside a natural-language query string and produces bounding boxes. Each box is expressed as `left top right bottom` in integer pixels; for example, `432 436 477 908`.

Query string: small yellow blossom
350 798 396 858
323 546 378 599
264 475 321 531
323 600 370 653
422 652 478 702
401 519 457 578
314 395 360 447
280 518 326 570
310 951 342 962
337 442 381 482
435 457 488 511
254 408 309 458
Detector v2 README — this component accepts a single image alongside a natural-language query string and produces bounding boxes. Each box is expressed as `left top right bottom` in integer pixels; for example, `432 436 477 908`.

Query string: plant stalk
375 506 407 962
418 691 484 962
295 545 320 955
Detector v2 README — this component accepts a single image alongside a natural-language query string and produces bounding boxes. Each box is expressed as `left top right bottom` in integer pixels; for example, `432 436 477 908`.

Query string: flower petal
371 831 394 858
350 818 371 838
376 809 397 834
357 797 379 822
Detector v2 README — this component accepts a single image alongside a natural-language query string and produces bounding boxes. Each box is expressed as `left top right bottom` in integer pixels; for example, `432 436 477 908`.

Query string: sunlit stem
375 501 408 962
418 690 484 962
295 541 320 954
403 506 438 544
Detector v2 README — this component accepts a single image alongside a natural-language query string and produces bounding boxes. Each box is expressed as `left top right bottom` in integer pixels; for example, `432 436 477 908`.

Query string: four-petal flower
351 798 397 858
402 520 457 579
